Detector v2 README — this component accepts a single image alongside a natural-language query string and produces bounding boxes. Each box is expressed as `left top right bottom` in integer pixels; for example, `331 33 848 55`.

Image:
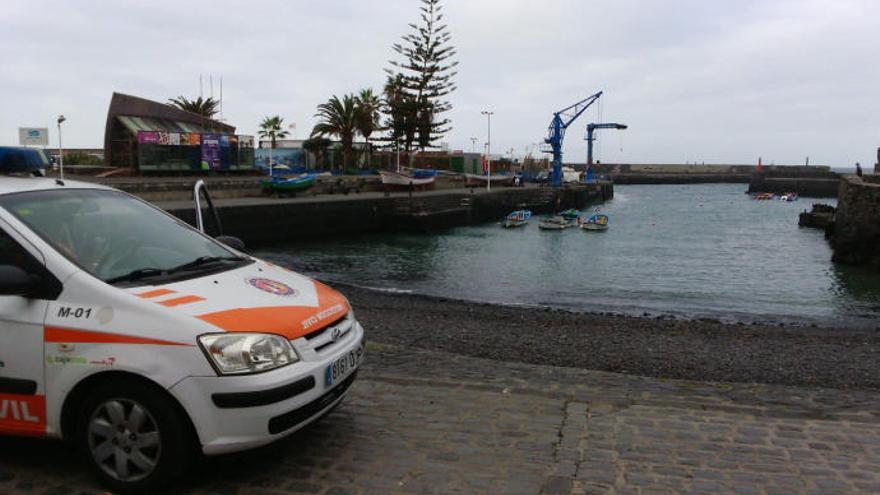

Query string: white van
0 157 364 492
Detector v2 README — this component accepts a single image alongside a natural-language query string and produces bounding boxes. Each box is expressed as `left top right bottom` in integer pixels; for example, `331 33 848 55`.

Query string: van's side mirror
0 265 41 297
216 235 247 253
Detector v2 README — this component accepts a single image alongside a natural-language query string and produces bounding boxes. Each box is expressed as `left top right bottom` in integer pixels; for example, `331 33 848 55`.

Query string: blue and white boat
502 209 532 228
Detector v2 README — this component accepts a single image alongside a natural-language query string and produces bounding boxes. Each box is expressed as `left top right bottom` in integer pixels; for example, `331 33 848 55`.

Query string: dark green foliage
311 95 359 170
384 0 458 151
167 96 219 118
258 115 289 149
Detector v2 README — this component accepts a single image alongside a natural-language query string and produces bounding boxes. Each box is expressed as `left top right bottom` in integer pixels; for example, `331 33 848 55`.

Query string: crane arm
586 123 627 132
555 91 604 129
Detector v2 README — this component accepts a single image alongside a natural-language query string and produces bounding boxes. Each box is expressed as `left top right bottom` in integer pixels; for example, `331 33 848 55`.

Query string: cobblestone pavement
2 344 879 494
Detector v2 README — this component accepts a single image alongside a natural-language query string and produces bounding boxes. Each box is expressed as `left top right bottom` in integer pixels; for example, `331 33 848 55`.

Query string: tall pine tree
385 0 458 152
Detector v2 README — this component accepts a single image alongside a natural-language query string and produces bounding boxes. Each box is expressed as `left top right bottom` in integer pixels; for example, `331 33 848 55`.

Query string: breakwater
157 183 612 244
830 175 880 269
588 163 840 197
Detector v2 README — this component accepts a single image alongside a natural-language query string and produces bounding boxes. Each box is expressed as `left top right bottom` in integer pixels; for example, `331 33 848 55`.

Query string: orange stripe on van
44 326 192 346
136 288 176 298
158 295 205 307
197 282 349 339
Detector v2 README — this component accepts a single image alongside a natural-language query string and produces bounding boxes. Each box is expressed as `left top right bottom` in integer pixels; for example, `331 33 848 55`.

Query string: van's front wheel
76 382 194 493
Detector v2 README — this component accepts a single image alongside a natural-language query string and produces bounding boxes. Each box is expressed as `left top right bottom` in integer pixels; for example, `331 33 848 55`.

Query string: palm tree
302 136 332 169
167 96 219 118
355 89 382 167
258 115 289 149
311 95 358 170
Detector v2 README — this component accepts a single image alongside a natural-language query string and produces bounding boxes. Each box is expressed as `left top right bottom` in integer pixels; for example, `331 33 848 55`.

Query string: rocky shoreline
334 282 880 391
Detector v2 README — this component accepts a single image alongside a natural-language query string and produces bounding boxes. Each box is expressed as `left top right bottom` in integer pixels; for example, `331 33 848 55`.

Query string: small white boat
380 170 436 191
580 213 609 231
464 173 516 187
538 216 573 230
502 209 531 228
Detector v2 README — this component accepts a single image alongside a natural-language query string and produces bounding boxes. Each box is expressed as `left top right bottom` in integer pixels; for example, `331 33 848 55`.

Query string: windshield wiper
165 255 247 274
104 256 247 285
105 268 166 284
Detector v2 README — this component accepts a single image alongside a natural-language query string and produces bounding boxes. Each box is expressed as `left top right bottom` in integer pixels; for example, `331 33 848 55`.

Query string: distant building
103 92 254 172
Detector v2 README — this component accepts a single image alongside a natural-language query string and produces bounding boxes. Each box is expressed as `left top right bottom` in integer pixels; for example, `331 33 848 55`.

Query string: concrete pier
829 175 880 268
156 183 613 244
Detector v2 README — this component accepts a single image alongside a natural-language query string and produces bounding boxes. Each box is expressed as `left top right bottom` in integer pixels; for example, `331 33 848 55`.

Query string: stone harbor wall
830 175 880 268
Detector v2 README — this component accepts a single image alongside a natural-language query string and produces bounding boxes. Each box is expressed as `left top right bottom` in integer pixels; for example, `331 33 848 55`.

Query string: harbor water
256 184 880 328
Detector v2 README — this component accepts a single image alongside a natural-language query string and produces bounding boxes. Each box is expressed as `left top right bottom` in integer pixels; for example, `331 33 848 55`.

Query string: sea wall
162 183 612 244
587 163 835 187
747 177 841 198
829 176 880 269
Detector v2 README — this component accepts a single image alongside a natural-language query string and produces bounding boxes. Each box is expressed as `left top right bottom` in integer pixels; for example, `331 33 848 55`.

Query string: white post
396 140 401 173
56 115 66 180
481 110 493 191
268 137 274 178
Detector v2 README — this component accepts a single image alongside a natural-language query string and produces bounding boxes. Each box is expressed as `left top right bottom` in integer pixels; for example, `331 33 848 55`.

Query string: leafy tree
311 94 359 170
302 136 332 169
385 0 457 151
382 75 419 153
258 115 289 149
355 88 382 166
167 96 219 118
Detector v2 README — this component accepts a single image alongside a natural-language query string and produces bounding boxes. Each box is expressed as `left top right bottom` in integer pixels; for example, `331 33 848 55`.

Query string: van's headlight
198 333 298 375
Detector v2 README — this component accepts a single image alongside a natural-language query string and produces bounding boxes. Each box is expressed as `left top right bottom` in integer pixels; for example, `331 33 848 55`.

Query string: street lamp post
56 115 66 180
268 138 274 178
481 110 493 191
470 137 477 153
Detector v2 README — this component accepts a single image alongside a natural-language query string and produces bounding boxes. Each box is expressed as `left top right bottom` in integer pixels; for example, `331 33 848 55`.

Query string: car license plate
325 346 362 387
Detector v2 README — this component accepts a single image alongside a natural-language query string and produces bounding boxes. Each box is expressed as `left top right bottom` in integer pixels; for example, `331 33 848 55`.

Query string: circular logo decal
247 278 298 297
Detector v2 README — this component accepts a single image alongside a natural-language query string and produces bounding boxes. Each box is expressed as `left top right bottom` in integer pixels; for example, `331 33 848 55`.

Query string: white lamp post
470 137 477 152
56 115 66 180
268 133 275 178
481 110 493 191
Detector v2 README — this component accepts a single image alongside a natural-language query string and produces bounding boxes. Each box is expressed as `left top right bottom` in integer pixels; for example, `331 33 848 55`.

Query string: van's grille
304 314 347 341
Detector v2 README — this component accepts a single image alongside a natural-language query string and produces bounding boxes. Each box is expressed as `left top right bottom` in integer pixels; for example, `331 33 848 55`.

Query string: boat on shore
538 216 573 230
464 172 516 187
380 170 436 191
260 173 317 194
502 209 531 228
580 213 609 231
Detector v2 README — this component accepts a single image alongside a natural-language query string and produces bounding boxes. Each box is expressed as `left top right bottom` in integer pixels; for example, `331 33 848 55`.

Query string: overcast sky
2 0 878 166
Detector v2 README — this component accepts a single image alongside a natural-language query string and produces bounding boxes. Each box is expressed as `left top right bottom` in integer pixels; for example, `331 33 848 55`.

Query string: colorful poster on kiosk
200 134 221 170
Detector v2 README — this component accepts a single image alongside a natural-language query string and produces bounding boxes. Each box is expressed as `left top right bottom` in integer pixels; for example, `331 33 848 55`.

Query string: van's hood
126 261 349 340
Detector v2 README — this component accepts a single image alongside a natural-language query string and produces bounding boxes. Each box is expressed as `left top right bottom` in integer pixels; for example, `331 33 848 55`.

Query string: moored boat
380 170 436 191
580 213 609 231
538 215 573 230
502 209 532 228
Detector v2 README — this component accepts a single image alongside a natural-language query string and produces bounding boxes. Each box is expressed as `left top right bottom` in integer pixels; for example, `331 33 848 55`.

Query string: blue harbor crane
584 122 627 183
544 91 603 187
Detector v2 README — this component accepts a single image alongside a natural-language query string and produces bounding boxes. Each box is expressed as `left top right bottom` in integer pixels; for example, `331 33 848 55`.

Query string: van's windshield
0 188 248 286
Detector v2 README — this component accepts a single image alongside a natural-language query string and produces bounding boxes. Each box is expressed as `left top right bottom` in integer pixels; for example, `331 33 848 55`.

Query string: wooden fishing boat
538 216 573 230
260 173 317 194
502 209 531 228
380 170 436 191
580 213 609 231
464 173 516 187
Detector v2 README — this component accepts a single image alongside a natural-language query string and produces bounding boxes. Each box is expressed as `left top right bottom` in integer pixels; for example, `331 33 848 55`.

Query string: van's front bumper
169 321 364 455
